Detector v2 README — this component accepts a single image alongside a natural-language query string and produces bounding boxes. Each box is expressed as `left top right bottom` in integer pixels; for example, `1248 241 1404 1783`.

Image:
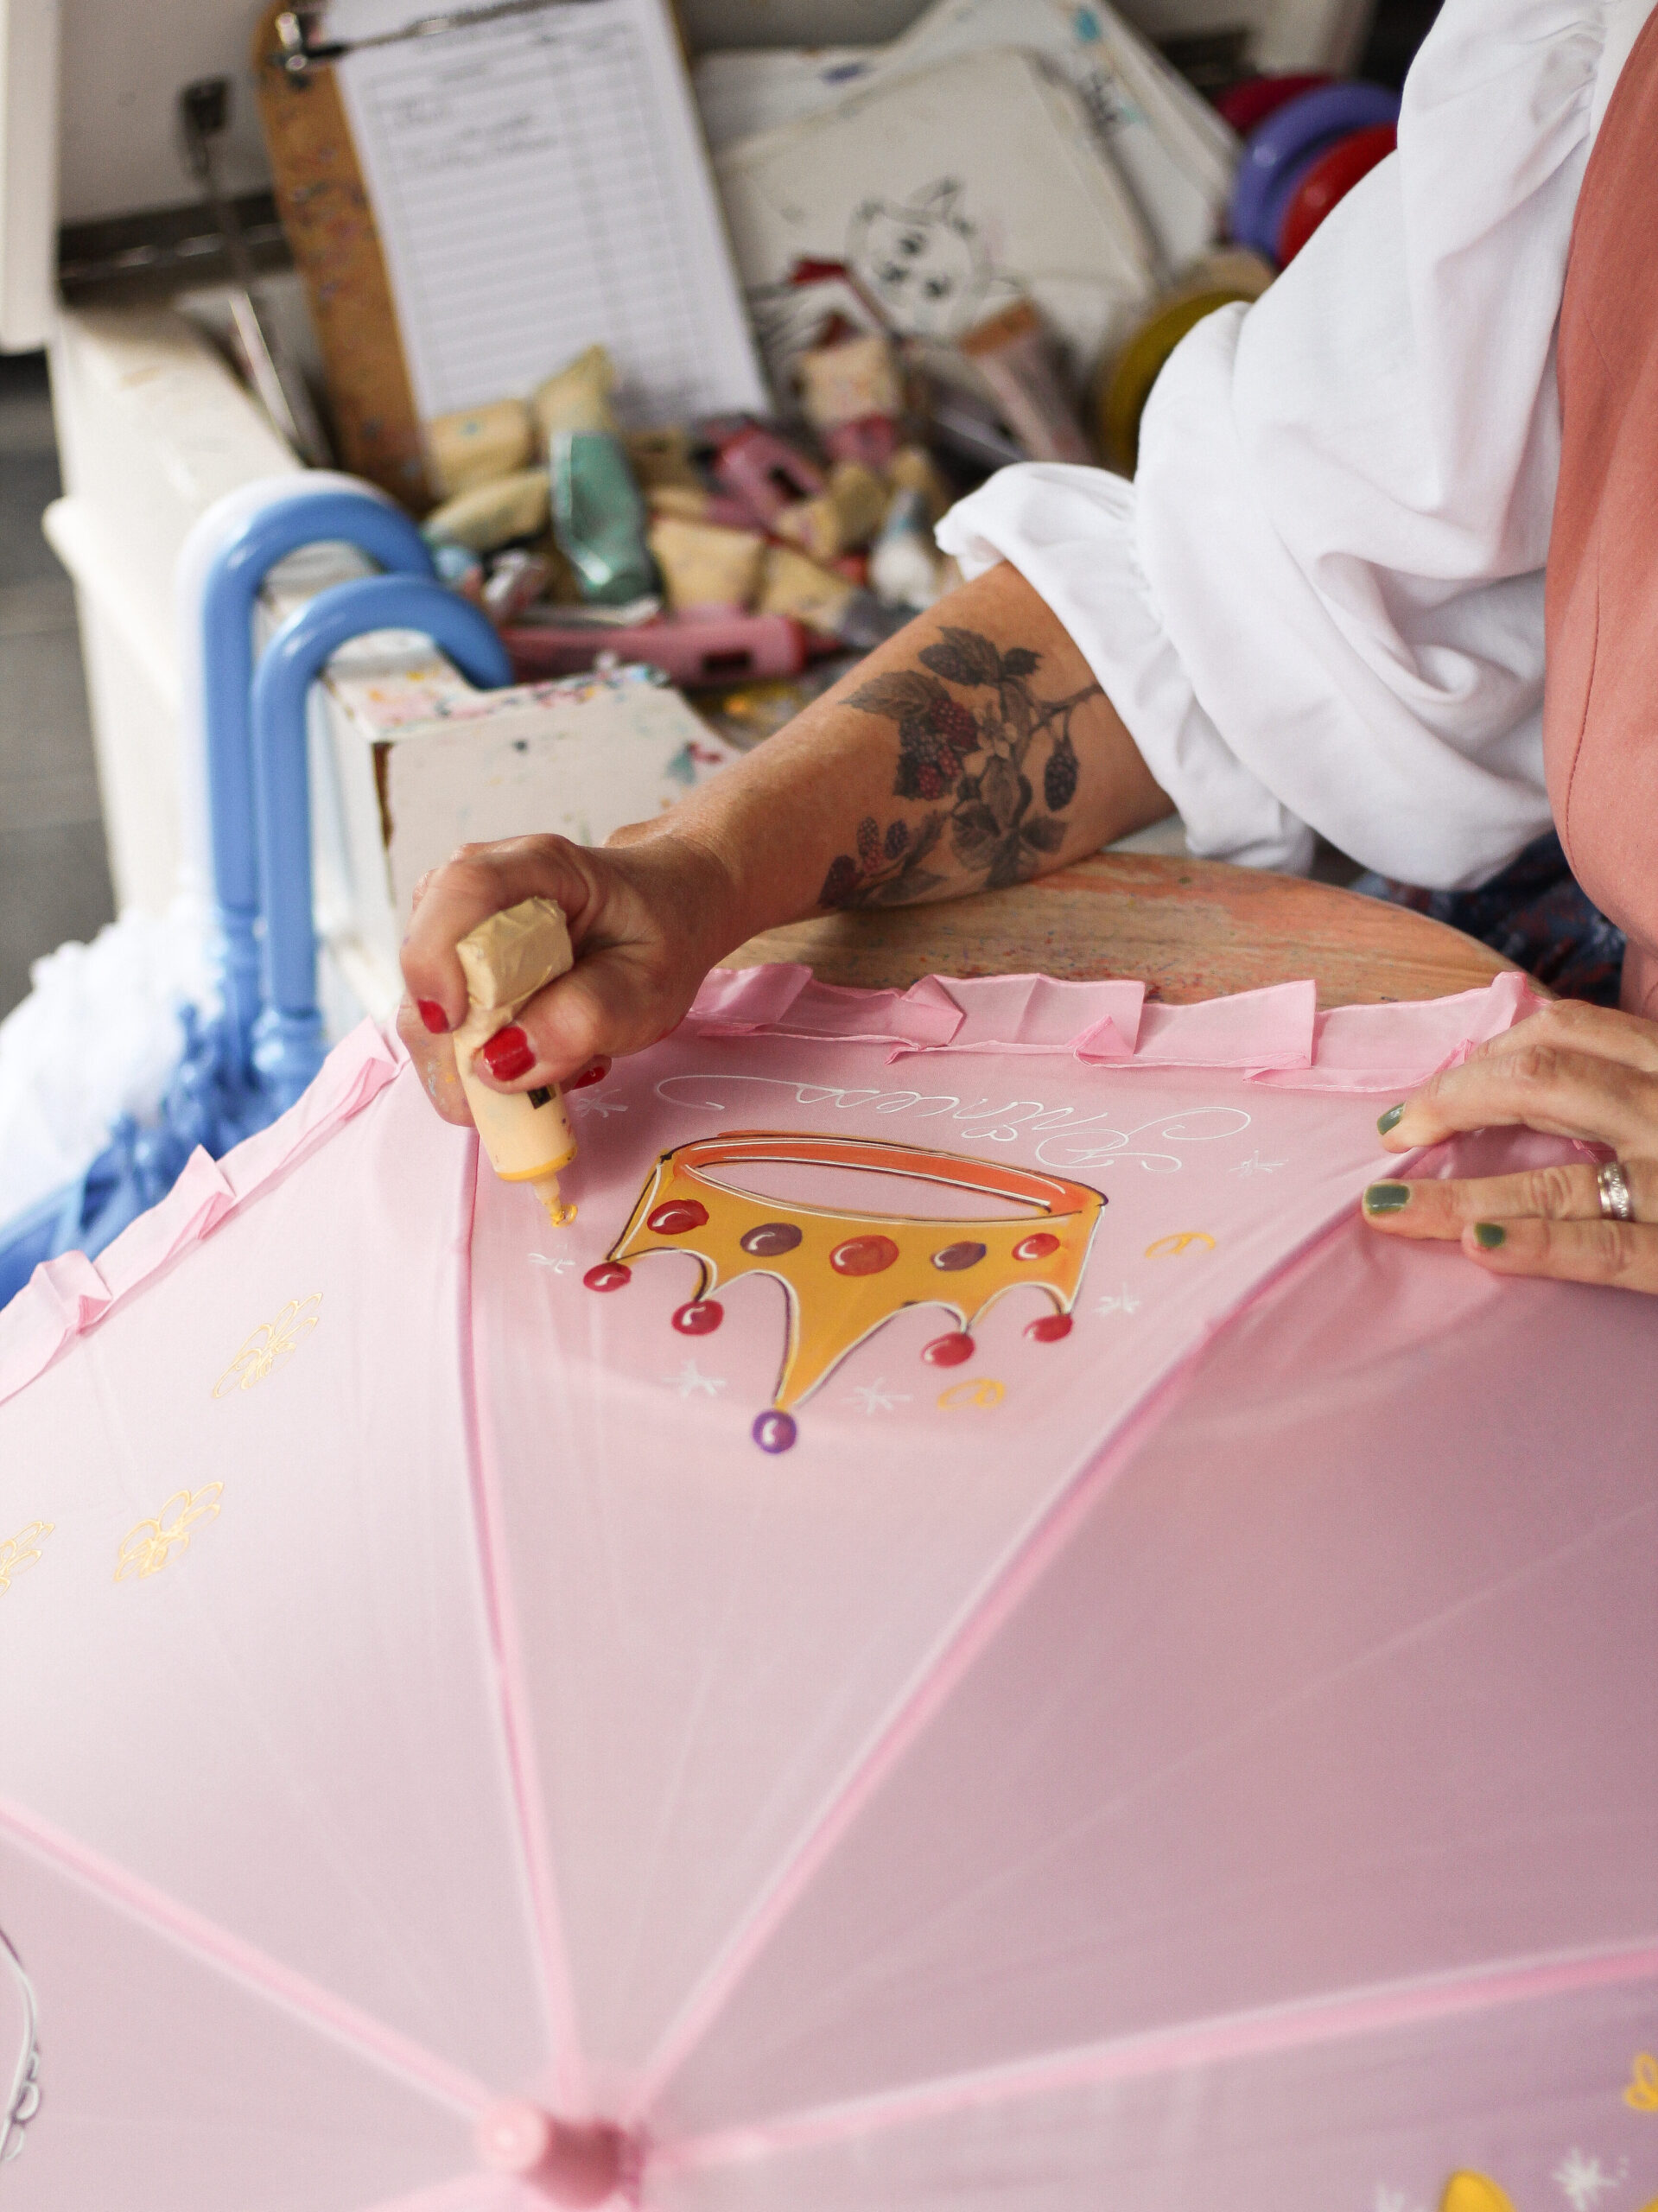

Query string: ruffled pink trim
0 1020 403 1408
690 965 1543 1084
686 964 963 1046
1250 972 1542 1088
2 973 1541 1410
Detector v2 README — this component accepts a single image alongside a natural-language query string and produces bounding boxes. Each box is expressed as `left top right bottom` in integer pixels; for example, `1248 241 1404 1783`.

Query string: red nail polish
482 1026 534 1082
569 1057 612 1089
416 999 449 1035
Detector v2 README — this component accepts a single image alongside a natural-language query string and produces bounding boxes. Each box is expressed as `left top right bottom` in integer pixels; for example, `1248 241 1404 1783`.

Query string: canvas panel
0 1067 552 2097
651 1961 1658 2212
0 1829 483 2212
466 993 1486 2097
656 1137 1658 2139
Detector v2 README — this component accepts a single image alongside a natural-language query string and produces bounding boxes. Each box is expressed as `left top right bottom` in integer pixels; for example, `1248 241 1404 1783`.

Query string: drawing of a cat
846 180 992 337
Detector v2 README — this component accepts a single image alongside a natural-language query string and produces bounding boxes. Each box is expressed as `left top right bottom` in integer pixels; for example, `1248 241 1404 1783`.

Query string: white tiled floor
0 351 113 1019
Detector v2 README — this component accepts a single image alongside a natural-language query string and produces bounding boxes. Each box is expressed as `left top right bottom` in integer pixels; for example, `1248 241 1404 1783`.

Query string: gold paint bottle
454 897 579 1227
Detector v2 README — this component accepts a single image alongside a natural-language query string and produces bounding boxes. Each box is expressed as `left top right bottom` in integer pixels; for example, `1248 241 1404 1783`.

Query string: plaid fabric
1352 830 1626 1006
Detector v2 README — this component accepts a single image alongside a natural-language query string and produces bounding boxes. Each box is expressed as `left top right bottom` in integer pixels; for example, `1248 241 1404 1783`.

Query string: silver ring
1597 1159 1636 1223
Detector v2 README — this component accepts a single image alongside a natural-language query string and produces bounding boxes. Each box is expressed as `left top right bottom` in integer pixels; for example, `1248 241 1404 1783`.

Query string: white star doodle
665 1358 727 1400
1095 1284 1141 1317
1231 1148 1287 1175
845 1378 912 1414
1553 2150 1626 2211
529 1254 574 1273
571 1092 626 1117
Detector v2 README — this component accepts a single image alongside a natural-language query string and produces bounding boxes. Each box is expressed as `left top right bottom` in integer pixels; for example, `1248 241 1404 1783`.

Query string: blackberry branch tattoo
817 627 1099 909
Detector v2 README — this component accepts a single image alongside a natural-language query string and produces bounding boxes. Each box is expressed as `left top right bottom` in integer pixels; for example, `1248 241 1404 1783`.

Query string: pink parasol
1 967 1653 2212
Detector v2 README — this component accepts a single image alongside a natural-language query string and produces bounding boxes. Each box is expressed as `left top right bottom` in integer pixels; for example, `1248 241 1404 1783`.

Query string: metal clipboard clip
270 0 599 77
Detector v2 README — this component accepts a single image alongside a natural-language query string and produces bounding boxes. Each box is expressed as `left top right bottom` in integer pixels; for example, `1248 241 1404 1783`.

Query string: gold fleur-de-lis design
0 1524 53 1596
1626 2050 1658 2112
116 1486 223 1581
1448 2156 1658 2212
937 1377 1007 1411
213 1294 321 1399
1441 2177 1516 2212
1144 1230 1217 1259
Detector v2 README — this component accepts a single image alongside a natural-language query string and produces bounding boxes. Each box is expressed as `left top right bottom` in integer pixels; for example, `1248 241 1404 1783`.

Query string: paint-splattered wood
727 851 1519 1006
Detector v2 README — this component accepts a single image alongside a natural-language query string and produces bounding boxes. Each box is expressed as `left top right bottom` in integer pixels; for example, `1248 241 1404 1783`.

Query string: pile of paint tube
421 333 993 696
428 71 1405 645
1092 69 1401 475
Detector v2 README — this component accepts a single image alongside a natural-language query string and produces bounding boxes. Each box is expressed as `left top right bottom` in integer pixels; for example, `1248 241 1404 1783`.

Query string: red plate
1214 72 1331 137
1276 120 1398 264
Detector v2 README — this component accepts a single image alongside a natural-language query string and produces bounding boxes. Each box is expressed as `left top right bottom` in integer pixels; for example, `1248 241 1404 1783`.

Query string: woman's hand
1360 998 1658 1292
397 826 740 1126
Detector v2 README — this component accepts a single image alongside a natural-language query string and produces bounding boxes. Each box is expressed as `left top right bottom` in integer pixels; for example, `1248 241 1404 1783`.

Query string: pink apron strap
1544 4 1658 1014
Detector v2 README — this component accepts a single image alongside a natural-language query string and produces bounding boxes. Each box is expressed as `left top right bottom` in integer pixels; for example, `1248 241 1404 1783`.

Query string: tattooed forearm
816 627 1101 909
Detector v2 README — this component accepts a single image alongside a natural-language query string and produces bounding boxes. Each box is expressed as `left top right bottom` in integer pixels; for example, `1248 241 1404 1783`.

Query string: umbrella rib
0 1791 495 2118
623 1198 1451 2119
624 1240 1267 2120
778 1486 1658 1994
653 1933 1658 2175
460 1160 589 2111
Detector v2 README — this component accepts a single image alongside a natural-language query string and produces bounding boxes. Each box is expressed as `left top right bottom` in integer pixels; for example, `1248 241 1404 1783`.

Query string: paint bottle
423 467 550 556
958 299 1094 466
454 897 579 1227
550 431 658 607
869 486 945 610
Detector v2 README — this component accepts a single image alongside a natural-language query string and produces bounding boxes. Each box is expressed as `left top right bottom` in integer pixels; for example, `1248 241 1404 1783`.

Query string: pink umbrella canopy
0 966 1654 2212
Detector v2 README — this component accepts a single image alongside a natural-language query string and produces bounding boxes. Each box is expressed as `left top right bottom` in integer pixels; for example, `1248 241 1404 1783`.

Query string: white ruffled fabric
937 0 1655 887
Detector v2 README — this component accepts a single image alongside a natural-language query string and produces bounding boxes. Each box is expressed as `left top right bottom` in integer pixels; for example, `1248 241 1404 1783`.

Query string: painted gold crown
585 1132 1105 1451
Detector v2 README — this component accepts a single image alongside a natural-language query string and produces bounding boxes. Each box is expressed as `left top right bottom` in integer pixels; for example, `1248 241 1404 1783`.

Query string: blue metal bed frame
0 483 511 1306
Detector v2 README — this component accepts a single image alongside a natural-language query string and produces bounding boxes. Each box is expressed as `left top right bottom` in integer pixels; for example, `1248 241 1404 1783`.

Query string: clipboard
256 0 434 505
253 0 765 512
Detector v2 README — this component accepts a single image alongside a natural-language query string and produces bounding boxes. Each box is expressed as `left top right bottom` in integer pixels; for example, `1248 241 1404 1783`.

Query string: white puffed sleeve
937 0 1653 887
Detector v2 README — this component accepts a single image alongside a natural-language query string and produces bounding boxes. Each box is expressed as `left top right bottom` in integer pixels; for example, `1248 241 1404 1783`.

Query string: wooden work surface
728 851 1516 1006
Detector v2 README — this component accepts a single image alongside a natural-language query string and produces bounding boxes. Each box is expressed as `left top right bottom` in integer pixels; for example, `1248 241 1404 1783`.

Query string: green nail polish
1363 1182 1412 1213
1376 1103 1404 1135
1473 1222 1507 1249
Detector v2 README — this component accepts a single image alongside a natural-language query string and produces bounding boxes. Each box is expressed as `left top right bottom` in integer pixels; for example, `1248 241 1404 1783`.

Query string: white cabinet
44 303 300 915
0 0 60 351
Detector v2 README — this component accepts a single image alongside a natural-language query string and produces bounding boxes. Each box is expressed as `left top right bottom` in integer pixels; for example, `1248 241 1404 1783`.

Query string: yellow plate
1096 284 1260 475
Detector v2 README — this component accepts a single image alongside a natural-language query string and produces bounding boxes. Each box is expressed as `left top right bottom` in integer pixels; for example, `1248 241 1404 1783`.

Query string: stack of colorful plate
1089 71 1402 476
1225 74 1401 267
1093 246 1274 475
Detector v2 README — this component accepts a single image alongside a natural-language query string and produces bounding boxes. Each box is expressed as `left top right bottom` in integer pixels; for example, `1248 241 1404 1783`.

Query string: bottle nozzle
532 1171 576 1228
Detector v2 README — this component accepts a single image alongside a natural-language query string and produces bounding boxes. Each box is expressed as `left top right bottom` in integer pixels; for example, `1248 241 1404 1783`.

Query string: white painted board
717 47 1155 393
875 0 1237 275
381 671 742 927
691 46 882 149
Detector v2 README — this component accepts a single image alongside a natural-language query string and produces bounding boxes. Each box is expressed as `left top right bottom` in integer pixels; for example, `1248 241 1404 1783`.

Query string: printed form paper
326 0 767 423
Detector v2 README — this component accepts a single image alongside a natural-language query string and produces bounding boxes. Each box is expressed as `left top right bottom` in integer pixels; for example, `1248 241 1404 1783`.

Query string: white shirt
937 0 1656 886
